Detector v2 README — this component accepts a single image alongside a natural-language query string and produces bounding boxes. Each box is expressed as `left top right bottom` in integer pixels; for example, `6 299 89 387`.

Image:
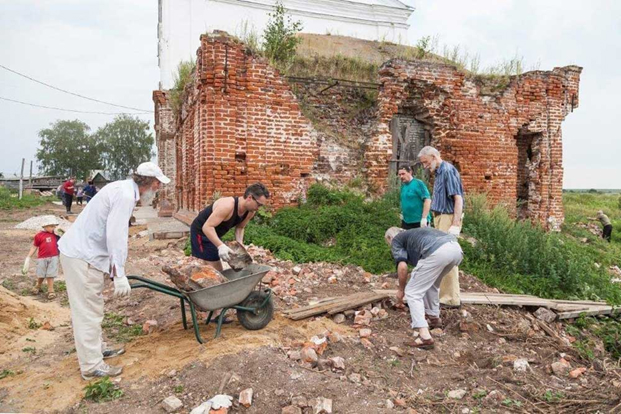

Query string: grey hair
384 227 404 245
132 173 158 187
418 146 440 158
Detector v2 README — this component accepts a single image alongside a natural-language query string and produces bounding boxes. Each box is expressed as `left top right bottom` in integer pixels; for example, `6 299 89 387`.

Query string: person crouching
385 226 463 349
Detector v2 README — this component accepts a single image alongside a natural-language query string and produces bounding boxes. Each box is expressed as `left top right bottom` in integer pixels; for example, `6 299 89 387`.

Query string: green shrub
169 60 196 117
83 377 124 402
263 1 302 65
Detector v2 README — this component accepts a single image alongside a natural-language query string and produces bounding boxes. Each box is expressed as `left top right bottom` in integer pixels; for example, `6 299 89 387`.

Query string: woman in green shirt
398 165 432 229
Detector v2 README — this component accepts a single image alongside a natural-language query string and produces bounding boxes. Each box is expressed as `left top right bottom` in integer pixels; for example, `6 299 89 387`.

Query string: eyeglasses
251 195 265 208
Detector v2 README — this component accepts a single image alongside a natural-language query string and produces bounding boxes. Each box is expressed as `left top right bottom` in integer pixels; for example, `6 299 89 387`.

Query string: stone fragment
348 373 362 383
282 406 302 414
513 359 530 372
142 319 158 334
359 328 372 338
430 328 444 336
394 398 406 407
332 314 346 324
41 321 54 331
300 347 318 364
534 307 557 323
313 397 333 414
448 389 467 400
389 347 404 357
360 338 373 348
287 350 301 360
569 367 587 378
162 396 183 412
354 310 372 326
291 395 308 407
292 266 302 275
551 358 572 377
238 388 253 407
385 399 395 409
330 356 345 370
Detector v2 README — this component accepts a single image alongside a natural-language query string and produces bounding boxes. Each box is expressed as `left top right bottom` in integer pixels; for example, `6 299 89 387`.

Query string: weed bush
102 313 143 343
84 377 124 402
169 60 195 117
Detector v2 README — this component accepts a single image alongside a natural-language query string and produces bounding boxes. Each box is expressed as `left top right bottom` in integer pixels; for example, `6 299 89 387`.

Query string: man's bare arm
202 198 234 247
452 195 463 227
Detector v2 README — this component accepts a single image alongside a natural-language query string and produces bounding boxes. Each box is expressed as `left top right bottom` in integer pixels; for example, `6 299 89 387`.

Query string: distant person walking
418 146 465 307
76 187 84 205
589 210 613 242
62 177 76 213
398 165 432 230
83 181 97 203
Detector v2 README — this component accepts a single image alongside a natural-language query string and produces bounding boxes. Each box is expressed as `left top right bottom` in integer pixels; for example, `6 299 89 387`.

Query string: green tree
97 115 154 180
36 120 103 179
262 1 303 65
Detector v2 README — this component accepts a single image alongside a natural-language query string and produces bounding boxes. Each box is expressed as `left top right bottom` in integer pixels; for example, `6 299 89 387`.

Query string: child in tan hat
23 217 61 299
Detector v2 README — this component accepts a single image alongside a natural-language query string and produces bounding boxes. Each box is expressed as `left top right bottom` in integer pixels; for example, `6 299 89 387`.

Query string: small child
23 217 61 299
76 187 84 205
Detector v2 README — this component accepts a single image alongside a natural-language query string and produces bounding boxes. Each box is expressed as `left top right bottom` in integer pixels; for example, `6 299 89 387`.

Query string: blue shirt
431 161 464 214
391 227 457 267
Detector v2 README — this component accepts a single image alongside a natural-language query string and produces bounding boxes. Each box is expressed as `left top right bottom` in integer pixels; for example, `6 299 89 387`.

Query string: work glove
420 218 428 228
113 276 131 297
22 257 30 275
218 244 232 262
448 226 461 236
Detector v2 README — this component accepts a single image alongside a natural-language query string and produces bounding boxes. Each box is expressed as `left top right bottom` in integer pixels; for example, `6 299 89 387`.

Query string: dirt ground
1 203 621 413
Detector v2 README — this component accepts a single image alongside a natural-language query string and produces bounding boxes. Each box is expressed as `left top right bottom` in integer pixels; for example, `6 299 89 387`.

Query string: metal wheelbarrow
127 264 274 344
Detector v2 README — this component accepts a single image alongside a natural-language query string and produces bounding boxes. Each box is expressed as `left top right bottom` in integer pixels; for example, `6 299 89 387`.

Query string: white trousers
404 241 463 329
60 254 108 373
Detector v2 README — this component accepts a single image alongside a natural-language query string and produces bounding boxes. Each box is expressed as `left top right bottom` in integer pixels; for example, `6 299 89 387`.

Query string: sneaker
103 347 125 359
81 363 123 380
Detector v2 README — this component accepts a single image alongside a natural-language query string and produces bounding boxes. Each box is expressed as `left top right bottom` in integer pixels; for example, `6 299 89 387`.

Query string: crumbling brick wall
156 33 322 217
368 61 582 229
153 90 176 208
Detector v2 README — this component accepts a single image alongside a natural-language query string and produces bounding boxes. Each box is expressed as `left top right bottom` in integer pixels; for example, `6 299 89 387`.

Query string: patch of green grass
102 313 143 343
28 318 41 330
54 280 67 292
472 390 488 400
169 60 196 117
543 390 565 403
0 369 15 380
22 347 36 354
502 399 522 407
83 377 124 402
0 187 54 210
282 54 379 83
174 385 184 394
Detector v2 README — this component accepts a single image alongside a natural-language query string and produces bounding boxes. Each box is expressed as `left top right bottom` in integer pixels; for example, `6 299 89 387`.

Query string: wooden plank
284 292 388 321
556 306 616 320
327 293 389 315
284 292 375 319
281 296 342 315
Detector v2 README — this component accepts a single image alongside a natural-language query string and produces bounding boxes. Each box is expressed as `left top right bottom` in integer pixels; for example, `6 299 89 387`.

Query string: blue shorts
190 228 220 261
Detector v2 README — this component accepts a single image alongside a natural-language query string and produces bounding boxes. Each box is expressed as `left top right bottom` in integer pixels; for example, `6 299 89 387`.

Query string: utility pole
29 160 33 187
19 158 25 200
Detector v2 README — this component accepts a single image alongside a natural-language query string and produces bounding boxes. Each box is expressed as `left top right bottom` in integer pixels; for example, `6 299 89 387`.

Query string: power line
0 63 152 112
0 96 152 116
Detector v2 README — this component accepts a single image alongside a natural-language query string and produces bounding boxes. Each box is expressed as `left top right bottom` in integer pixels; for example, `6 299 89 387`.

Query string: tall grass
169 60 196 117
0 187 53 210
462 194 621 304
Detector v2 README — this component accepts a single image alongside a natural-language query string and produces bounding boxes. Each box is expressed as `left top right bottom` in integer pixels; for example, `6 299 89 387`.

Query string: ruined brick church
154 32 581 229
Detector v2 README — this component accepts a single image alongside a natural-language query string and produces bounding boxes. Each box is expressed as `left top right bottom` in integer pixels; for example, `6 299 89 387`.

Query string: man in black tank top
190 183 270 271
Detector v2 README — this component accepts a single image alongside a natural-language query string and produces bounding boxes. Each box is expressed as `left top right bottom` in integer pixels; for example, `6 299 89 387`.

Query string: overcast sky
1 0 619 188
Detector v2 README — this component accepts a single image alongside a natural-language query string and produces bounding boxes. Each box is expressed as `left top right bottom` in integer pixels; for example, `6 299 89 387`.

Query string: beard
428 160 438 172
141 190 156 206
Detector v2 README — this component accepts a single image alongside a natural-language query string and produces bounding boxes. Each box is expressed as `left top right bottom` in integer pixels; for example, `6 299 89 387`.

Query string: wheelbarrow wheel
237 291 273 331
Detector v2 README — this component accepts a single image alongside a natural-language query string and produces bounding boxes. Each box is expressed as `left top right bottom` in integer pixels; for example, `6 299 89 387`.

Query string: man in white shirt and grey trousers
59 162 170 380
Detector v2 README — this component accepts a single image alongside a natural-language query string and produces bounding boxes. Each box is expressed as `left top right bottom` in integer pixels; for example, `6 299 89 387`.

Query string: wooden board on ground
373 289 617 319
283 291 389 321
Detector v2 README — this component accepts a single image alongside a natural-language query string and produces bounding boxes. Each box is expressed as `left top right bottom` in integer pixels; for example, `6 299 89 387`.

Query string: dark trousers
401 220 421 230
603 224 613 243
64 194 73 212
77 196 83 205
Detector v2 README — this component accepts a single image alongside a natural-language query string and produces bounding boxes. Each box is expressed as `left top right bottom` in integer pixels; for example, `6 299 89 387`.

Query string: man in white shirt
59 162 170 380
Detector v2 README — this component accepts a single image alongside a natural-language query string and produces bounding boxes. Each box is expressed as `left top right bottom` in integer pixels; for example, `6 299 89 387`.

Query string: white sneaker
81 362 123 380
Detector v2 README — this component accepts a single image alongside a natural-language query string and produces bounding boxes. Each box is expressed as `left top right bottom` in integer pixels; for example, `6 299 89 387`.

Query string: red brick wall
157 33 319 214
369 61 582 229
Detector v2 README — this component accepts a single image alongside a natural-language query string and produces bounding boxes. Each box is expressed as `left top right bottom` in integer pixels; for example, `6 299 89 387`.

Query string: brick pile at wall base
367 60 582 229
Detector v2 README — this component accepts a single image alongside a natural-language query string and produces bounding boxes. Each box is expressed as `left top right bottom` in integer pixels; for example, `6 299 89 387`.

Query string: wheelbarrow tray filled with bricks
127 264 273 344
